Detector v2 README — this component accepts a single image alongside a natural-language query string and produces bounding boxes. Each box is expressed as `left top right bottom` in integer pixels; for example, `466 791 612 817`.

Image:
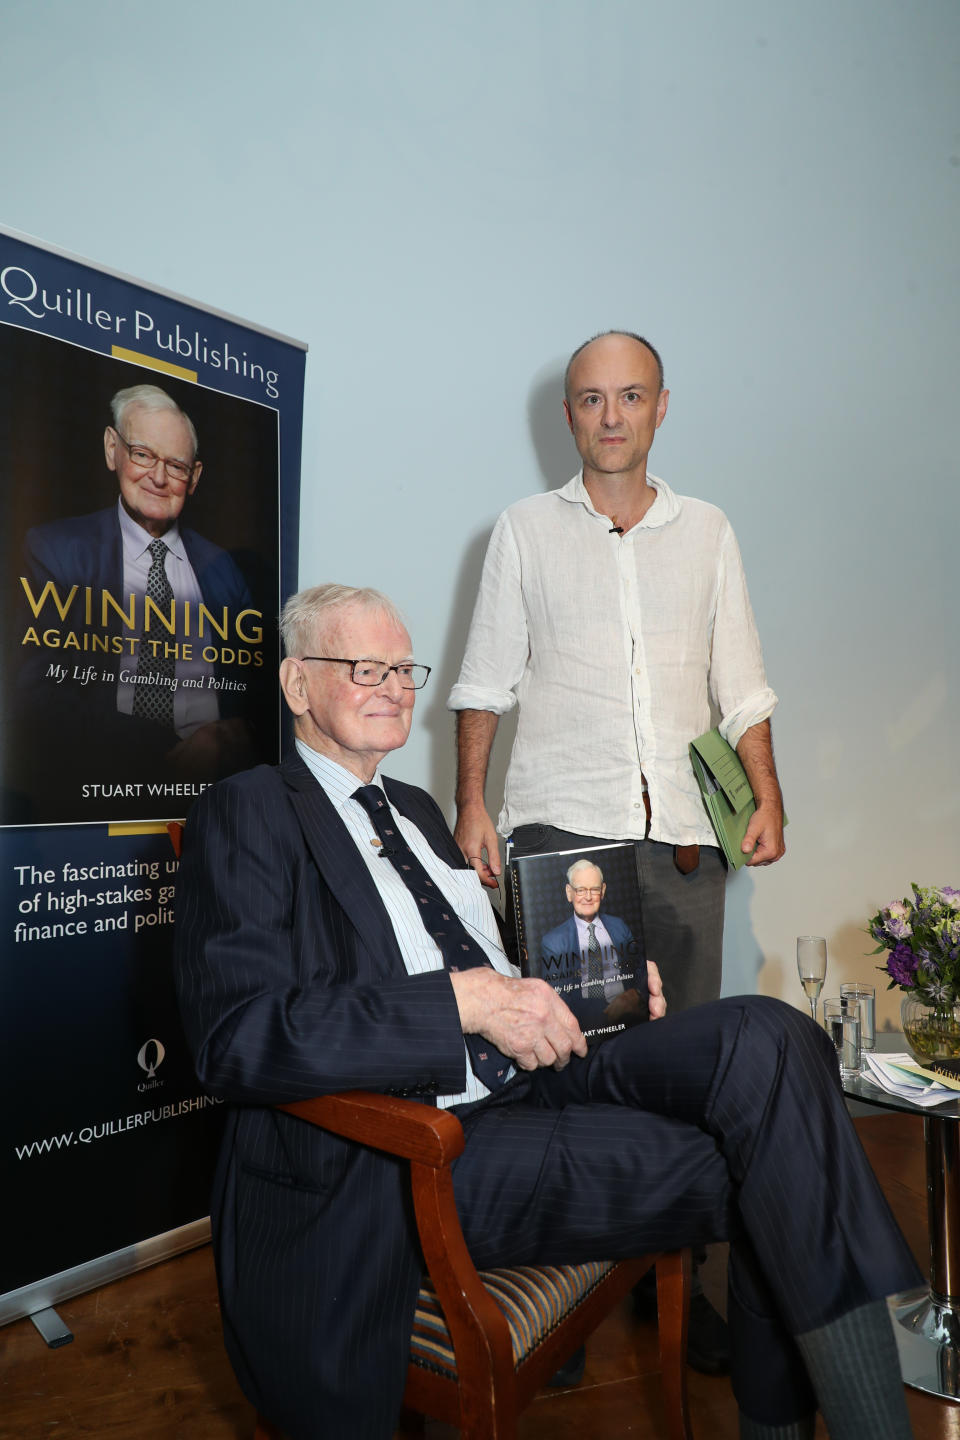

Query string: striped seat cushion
409 1262 616 1376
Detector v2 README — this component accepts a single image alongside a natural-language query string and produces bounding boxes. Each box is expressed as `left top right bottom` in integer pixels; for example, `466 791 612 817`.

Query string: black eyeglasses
300 657 432 690
113 429 197 486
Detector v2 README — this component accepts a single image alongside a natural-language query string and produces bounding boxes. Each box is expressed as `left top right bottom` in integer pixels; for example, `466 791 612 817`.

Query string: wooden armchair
254 1092 693 1440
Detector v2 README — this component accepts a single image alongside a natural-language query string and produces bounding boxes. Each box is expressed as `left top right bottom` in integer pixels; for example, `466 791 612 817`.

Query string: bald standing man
447 330 786 1373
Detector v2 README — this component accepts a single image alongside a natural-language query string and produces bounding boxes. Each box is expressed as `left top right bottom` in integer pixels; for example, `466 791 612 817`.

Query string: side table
843 1031 960 1402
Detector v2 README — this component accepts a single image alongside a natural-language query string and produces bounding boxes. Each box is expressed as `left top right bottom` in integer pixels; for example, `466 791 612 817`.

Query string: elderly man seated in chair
175 582 920 1440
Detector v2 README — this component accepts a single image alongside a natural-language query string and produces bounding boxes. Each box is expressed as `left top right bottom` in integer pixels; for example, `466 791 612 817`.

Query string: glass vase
900 995 960 1062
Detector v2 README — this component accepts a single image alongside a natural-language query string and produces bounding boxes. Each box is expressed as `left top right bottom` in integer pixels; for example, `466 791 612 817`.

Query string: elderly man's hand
168 717 255 779
450 969 587 1071
603 988 643 1024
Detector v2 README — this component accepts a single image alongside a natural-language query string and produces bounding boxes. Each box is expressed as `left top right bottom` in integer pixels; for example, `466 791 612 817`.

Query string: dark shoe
684 1291 730 1376
545 1344 586 1387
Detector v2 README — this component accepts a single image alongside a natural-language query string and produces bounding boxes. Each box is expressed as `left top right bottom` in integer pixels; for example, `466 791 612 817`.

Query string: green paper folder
689 728 758 871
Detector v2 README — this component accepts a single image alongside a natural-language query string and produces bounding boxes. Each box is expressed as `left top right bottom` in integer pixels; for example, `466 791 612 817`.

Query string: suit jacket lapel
101 509 125 621
278 753 405 983
278 751 477 986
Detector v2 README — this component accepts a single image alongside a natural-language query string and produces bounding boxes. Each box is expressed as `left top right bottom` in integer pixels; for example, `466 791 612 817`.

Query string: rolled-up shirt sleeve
447 512 528 715
710 519 778 750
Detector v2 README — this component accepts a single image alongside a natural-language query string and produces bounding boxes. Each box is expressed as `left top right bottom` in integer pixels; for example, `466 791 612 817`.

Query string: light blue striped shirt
296 741 517 1106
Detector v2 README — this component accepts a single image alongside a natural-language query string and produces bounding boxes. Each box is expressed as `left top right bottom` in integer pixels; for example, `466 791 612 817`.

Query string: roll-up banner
0 225 306 1323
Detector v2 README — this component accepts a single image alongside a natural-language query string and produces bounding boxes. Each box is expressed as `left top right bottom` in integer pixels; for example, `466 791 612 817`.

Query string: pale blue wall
3 0 958 1015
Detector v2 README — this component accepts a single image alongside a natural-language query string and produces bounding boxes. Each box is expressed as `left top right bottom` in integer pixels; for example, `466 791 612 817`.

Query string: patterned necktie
586 922 604 989
133 539 175 729
352 784 510 1090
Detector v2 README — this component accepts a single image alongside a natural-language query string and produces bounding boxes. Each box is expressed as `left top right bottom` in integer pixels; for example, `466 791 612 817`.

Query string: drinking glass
823 997 861 1079
840 982 876 1055
797 936 827 1025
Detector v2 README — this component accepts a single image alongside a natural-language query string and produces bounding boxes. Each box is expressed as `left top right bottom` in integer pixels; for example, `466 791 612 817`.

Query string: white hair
566 858 604 885
279 583 408 658
110 384 199 456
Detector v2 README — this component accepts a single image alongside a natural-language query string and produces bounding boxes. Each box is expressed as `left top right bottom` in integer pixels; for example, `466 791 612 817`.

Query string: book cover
509 842 648 1045
0 321 283 827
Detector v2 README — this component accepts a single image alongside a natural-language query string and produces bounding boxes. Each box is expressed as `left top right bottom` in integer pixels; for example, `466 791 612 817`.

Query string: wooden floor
1 1113 958 1439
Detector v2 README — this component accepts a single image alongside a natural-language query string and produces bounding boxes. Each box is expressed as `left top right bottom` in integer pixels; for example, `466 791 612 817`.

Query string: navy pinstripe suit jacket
174 753 476 1439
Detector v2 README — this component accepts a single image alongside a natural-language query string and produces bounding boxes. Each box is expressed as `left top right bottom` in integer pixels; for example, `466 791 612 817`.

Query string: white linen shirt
295 741 518 1108
447 473 777 848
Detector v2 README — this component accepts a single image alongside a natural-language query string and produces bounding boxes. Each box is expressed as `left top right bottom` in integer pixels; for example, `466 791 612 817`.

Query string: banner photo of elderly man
0 285 290 828
509 842 649 1044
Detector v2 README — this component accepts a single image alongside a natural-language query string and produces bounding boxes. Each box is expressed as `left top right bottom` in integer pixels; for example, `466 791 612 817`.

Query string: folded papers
861 1052 960 1107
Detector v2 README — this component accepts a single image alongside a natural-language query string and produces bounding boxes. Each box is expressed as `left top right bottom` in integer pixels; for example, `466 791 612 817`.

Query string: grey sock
739 1416 815 1439
796 1299 913 1439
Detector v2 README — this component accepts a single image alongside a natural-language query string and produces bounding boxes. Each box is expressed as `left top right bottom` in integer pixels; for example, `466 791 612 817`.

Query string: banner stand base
0 1216 211 1328
29 1307 74 1348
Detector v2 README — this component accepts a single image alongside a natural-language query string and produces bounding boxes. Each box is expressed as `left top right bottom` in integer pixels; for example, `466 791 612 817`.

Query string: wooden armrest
276 1091 465 1168
279 1090 515 1404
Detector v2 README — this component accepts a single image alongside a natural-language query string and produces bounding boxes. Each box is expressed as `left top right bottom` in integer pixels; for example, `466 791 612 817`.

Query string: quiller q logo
137 1038 166 1093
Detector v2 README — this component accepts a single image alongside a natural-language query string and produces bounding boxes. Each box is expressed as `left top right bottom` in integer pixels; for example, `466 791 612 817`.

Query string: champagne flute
797 935 827 1024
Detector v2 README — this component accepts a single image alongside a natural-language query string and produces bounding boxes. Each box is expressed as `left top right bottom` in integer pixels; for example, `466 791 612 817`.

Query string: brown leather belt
641 784 700 874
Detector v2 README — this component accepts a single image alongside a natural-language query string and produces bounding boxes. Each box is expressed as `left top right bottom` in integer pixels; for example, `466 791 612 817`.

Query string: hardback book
508 841 648 1045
